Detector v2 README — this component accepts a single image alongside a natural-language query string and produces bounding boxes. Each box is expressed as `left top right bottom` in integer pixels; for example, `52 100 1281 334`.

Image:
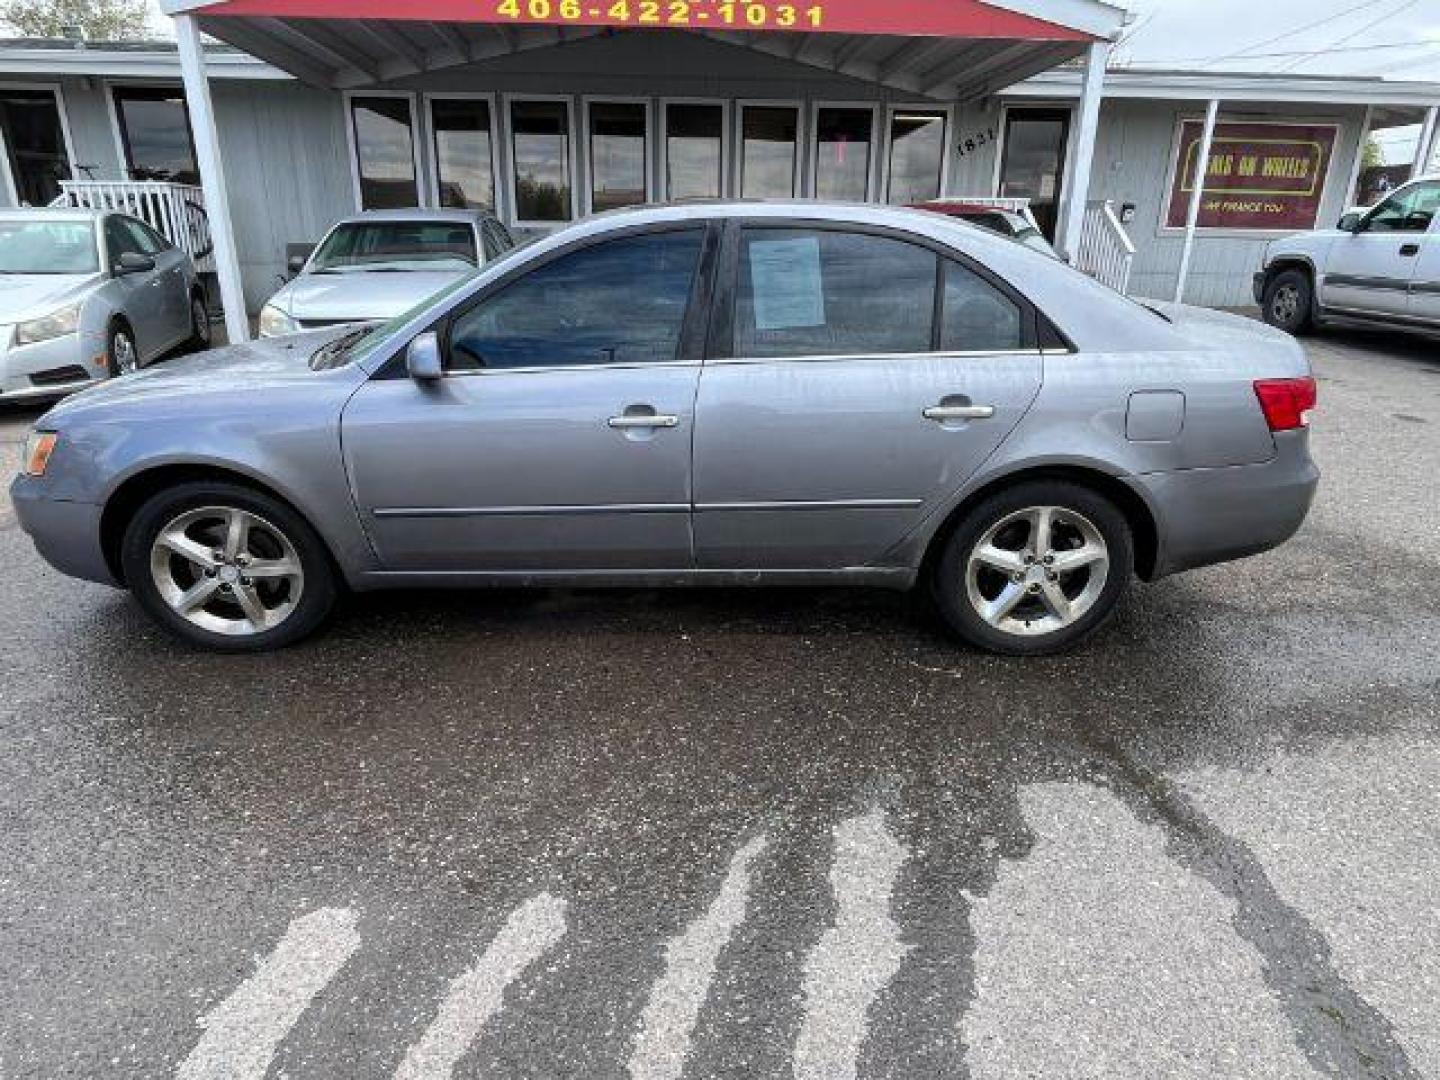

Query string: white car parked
1256 174 1440 335
258 209 515 337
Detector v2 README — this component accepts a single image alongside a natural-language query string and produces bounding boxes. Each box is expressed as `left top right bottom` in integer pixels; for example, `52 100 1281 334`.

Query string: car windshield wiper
309 324 376 370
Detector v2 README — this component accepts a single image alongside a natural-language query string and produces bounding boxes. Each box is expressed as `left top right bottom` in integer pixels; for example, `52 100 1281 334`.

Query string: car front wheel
120 481 337 651
931 481 1134 656
107 322 138 376
1262 268 1315 335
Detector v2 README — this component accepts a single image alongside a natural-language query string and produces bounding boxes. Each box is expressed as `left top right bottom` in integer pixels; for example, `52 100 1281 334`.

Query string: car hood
0 273 100 322
275 269 472 322
42 326 361 422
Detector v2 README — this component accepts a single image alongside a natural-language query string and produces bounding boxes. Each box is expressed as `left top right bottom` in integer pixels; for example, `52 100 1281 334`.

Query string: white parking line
393 892 569 1080
628 836 768 1080
176 906 361 1080
793 810 911 1080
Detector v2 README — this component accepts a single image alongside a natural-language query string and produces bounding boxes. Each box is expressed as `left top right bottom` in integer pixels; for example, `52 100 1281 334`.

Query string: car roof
0 207 105 224
333 208 499 227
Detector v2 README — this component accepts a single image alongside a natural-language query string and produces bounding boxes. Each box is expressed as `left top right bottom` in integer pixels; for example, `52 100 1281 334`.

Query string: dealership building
1 0 1438 341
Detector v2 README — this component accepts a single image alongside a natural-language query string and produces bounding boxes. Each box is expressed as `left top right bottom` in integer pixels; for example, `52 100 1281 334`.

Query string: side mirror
286 243 315 277
115 251 155 275
406 331 444 381
1338 211 1364 233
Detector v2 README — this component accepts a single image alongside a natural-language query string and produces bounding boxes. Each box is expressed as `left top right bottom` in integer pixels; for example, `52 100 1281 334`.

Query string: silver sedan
11 202 1319 655
0 209 207 401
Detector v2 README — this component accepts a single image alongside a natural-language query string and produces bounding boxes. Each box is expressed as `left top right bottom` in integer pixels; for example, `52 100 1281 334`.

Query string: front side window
104 217 145 269
113 87 197 185
814 107 874 202
1364 181 1440 233
511 100 573 223
886 110 947 204
734 228 936 358
350 97 419 210
448 230 703 371
309 220 478 273
120 216 168 255
740 106 800 199
665 103 724 200
0 219 98 274
431 98 495 211
589 102 648 212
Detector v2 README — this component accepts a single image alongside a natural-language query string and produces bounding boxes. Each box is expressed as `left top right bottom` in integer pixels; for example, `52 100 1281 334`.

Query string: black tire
1262 268 1315 336
930 480 1134 657
106 320 139 377
120 481 337 652
187 290 212 350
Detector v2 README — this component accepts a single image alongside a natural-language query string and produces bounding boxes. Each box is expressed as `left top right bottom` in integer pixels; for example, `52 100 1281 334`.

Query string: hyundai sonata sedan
12 202 1319 655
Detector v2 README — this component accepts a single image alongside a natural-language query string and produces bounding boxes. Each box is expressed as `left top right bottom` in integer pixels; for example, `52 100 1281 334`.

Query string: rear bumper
1128 431 1319 578
9 478 117 586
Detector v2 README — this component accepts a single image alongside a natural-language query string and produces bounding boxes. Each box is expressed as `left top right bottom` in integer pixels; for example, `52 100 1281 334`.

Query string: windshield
309 273 479 370
0 220 99 275
308 220 478 274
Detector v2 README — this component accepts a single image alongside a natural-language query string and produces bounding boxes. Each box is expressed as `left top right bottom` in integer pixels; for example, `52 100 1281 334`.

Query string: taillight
1254 377 1317 432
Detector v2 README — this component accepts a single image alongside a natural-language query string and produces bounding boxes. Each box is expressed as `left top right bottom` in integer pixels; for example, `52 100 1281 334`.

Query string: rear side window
734 228 936 358
447 229 703 371
941 259 1023 352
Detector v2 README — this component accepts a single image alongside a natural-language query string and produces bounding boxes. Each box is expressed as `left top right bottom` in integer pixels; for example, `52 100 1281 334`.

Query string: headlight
22 431 58 476
14 302 81 346
258 303 299 338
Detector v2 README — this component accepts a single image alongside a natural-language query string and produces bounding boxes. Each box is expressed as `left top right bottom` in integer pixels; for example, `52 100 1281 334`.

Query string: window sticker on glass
749 237 825 331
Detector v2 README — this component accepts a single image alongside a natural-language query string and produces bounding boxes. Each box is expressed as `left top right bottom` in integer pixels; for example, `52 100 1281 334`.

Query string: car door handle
608 414 679 429
924 404 996 421
1400 243 1421 257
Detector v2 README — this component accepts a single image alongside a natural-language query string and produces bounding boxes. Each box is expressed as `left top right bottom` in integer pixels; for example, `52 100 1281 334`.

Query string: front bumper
0 328 109 402
9 477 117 586
1128 430 1319 578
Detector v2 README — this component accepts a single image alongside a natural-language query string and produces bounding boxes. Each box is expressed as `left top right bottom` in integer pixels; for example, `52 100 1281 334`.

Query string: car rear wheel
120 481 337 652
1262 269 1314 335
107 322 138 377
931 481 1134 656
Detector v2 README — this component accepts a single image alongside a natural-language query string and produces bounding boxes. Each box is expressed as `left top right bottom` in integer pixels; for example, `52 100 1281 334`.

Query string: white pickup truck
1255 174 1440 335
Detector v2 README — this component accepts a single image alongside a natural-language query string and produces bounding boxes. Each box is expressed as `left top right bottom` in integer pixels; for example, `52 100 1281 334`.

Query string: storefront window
431 98 495 211
886 110 947 205
740 105 799 198
511 99 573 223
589 102 648 212
0 87 71 205
998 108 1070 240
665 103 724 200
814 107 873 202
113 87 198 185
350 96 419 210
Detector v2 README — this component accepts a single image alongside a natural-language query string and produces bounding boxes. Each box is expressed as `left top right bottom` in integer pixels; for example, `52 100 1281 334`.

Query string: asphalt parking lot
1 325 1437 1079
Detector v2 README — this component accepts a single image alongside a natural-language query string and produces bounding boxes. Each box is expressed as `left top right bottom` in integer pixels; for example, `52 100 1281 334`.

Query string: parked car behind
909 201 1059 258
14 202 1318 656
258 209 515 336
1257 174 1440 335
0 208 207 401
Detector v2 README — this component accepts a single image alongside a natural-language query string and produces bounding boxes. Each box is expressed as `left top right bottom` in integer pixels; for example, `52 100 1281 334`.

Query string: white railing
1074 199 1135 294
52 180 215 273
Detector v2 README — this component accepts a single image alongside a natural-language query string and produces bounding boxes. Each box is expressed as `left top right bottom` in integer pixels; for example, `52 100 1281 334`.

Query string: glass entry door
998 107 1071 241
0 88 71 205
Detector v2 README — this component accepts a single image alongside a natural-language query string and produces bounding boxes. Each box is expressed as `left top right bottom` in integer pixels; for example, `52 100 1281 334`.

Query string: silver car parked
0 208 207 401
12 202 1319 655
258 209 515 337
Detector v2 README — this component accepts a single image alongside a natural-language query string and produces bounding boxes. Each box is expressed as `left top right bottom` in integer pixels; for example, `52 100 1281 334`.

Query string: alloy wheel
148 506 305 636
1271 284 1301 326
964 505 1110 637
112 330 138 375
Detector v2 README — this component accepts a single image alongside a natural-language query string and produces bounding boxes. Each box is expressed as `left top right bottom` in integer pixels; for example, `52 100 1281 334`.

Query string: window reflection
113 87 198 185
887 110 947 204
512 99 573 223
665 104 724 200
815 108 873 202
431 98 495 211
351 96 418 210
590 102 648 212
741 106 799 198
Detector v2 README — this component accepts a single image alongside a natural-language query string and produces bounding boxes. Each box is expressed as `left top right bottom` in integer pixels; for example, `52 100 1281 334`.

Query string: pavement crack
1084 733 1423 1080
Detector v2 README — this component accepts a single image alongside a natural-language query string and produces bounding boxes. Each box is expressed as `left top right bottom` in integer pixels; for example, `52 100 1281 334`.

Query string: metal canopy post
1413 105 1439 177
175 14 250 344
1174 97 1219 305
1056 39 1110 264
